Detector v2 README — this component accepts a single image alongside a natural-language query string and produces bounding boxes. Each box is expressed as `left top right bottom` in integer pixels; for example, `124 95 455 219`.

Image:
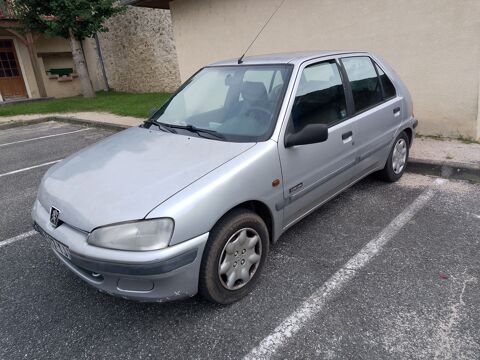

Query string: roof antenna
237 0 287 64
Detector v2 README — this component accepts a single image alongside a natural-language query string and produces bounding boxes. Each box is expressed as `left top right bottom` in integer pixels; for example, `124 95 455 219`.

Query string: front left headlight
87 218 174 251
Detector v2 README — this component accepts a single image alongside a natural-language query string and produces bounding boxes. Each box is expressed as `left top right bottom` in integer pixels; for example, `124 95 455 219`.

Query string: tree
11 0 125 98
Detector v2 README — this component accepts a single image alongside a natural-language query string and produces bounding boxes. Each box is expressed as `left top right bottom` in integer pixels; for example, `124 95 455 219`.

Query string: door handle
342 131 353 140
393 107 401 114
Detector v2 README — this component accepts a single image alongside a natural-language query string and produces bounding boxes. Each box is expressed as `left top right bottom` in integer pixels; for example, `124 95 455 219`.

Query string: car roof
208 50 369 66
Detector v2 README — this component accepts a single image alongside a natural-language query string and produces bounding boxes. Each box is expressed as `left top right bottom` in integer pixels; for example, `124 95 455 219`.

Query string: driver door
278 59 358 227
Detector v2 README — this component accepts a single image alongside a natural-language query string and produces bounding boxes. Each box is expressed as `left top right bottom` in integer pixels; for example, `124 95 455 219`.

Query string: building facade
0 1 179 103
128 0 480 140
0 2 106 102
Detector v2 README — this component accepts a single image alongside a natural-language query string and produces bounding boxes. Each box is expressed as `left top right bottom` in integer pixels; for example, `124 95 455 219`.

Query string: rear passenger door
278 59 357 227
340 56 402 174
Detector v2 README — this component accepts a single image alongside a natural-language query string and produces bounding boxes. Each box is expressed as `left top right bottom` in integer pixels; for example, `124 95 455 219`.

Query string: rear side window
341 56 383 113
290 61 347 131
374 63 396 99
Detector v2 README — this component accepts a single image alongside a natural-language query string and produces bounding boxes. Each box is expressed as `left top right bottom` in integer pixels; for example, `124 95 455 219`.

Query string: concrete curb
46 116 131 132
407 158 480 183
1 116 478 183
0 97 54 107
0 116 130 132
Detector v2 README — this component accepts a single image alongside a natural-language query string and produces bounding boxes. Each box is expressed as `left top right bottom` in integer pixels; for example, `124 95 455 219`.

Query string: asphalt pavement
0 122 479 360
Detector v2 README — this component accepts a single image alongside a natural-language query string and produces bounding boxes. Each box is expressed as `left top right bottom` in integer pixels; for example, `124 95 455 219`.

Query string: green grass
0 91 172 119
457 134 480 145
417 133 480 145
417 133 447 141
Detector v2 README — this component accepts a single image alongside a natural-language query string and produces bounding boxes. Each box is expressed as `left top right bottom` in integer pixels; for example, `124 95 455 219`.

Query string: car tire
199 208 269 304
377 131 410 182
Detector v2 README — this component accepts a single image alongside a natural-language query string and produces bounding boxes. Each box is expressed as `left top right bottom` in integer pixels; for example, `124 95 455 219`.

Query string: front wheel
199 209 269 304
377 132 409 182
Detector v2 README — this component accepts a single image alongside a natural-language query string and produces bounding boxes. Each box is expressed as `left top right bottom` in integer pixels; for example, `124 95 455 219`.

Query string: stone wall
98 6 180 93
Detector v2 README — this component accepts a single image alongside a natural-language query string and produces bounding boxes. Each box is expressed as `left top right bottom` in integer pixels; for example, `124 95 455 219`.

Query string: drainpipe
94 33 110 91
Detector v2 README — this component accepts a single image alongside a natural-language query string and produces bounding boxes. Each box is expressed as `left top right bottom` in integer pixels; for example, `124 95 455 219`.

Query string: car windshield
151 65 293 142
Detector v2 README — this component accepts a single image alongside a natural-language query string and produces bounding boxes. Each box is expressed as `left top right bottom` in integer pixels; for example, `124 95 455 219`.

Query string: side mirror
285 124 329 148
149 108 159 118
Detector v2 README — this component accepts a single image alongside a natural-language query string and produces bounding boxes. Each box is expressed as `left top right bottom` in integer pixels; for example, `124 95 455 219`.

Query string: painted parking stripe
0 128 91 147
244 179 445 360
0 230 37 248
0 159 62 178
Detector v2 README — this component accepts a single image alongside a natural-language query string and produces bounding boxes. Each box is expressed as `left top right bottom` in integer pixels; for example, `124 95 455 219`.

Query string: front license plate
36 225 71 259
47 236 71 260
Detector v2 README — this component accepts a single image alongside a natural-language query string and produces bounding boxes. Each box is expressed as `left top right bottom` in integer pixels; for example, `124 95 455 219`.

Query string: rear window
374 63 396 99
341 56 383 113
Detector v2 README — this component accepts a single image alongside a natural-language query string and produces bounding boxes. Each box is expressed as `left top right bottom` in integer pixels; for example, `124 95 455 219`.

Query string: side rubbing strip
358 139 391 162
275 160 355 211
275 139 390 211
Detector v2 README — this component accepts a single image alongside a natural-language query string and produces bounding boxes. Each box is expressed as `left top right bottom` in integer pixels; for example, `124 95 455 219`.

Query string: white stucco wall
170 0 480 140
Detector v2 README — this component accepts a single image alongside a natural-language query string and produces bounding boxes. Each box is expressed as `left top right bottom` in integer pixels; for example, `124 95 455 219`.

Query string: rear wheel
199 209 269 304
377 131 409 182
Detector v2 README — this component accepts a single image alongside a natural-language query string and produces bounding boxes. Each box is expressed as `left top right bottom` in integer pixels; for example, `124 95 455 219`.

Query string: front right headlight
87 218 174 251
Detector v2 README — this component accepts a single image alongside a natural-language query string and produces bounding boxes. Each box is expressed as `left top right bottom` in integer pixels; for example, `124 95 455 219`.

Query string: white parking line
244 179 444 360
0 159 62 178
0 230 37 248
0 128 91 147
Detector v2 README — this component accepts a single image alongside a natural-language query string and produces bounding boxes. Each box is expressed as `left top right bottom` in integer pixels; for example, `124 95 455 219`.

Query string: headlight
87 218 174 251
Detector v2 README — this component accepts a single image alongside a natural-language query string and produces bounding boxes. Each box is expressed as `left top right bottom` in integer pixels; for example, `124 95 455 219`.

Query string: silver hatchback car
33 51 417 304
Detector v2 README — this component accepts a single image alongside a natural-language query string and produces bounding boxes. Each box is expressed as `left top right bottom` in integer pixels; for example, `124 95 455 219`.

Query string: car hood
38 127 255 232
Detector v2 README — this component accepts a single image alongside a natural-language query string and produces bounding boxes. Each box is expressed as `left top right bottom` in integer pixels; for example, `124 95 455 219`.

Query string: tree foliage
11 0 126 39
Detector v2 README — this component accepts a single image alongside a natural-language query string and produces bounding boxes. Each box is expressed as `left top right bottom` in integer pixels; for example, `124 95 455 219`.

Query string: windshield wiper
156 122 177 134
147 119 177 133
156 122 225 140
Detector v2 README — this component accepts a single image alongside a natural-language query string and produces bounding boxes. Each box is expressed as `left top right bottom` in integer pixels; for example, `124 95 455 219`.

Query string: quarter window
374 63 396 99
341 56 383 112
290 61 347 131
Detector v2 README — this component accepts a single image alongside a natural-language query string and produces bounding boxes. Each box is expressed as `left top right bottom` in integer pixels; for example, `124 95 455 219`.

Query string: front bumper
32 200 209 302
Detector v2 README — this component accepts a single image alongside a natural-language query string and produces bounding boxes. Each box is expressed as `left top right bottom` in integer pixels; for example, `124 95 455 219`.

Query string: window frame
339 55 397 116
284 58 352 137
372 60 397 100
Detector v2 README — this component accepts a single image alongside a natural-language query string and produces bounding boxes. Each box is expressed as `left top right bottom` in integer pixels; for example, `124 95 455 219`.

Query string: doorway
0 39 27 99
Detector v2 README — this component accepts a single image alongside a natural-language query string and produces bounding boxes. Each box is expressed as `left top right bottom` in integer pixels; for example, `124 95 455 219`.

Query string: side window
290 61 347 132
341 56 383 112
374 63 396 99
